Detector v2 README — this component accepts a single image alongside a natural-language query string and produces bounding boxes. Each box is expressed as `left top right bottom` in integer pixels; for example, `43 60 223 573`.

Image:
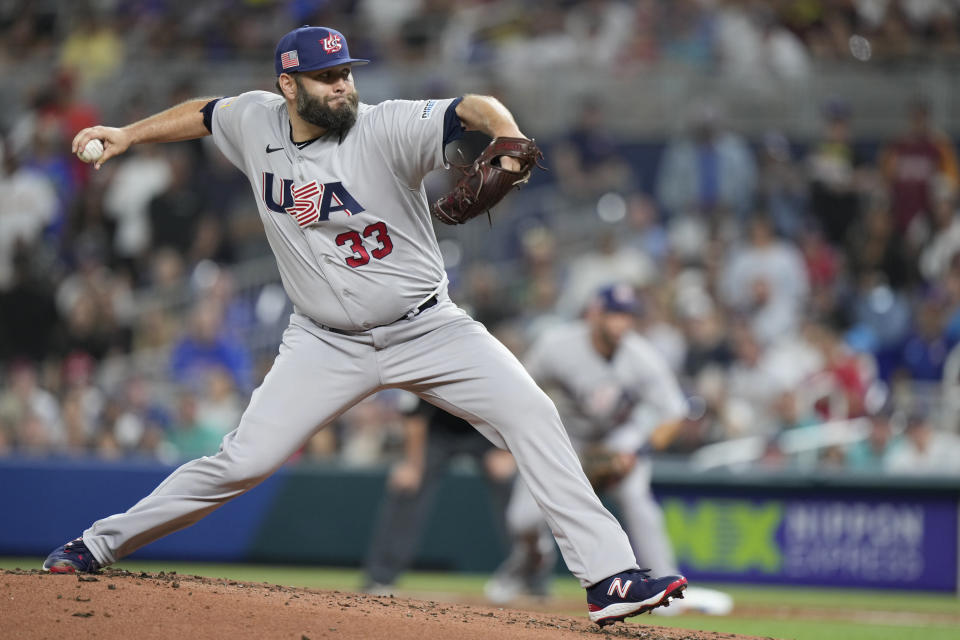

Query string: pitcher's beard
296 85 359 136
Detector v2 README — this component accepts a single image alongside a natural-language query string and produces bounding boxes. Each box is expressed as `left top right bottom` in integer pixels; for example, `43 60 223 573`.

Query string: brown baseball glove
581 446 637 492
431 136 544 225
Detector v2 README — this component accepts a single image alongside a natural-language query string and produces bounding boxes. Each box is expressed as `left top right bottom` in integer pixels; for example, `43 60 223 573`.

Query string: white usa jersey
524 323 688 448
211 91 456 330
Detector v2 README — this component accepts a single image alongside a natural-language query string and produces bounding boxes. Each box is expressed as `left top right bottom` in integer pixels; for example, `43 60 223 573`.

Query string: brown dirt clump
2 568 759 640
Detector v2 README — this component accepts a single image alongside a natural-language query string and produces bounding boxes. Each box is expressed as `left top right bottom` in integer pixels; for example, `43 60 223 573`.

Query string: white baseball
77 139 104 163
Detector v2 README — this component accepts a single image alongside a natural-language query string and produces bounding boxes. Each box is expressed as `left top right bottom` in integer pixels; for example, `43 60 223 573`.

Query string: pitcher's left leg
381 317 636 586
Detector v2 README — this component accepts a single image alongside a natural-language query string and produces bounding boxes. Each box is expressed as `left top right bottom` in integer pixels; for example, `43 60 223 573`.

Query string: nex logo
321 34 342 53
607 578 632 598
262 172 365 227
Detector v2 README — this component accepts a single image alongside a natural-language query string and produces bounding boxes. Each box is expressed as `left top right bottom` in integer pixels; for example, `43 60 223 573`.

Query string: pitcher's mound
3 568 756 639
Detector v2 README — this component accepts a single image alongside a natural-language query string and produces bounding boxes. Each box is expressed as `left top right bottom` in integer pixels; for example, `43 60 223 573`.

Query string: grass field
4 557 957 640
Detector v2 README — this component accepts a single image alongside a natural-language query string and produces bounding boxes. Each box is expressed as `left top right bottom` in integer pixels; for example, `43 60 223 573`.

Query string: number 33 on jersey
261 171 393 268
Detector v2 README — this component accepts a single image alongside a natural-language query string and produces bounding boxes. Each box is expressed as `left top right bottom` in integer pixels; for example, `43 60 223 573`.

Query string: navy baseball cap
274 26 369 76
595 284 641 314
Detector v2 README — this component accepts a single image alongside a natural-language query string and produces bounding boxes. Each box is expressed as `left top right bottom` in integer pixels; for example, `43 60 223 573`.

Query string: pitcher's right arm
72 98 216 169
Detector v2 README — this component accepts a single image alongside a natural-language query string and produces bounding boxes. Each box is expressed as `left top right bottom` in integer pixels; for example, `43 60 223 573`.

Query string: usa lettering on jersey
261 172 365 227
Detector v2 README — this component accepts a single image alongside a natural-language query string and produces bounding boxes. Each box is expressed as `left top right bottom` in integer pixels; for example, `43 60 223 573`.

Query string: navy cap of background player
594 284 642 315
274 26 369 76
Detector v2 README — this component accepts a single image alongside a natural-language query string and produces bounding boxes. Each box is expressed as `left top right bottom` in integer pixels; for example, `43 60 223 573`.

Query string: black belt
405 293 438 319
312 294 438 335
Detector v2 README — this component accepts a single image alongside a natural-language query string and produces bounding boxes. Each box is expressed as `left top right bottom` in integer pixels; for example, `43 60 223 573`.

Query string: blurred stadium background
1 0 960 604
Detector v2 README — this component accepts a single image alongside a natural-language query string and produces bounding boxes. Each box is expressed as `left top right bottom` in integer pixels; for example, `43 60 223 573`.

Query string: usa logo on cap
321 33 342 53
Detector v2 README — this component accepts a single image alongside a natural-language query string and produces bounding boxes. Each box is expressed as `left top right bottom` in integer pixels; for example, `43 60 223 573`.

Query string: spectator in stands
199 267 257 341
163 388 222 460
494 6 580 79
554 230 656 316
61 389 93 455
392 0 453 62
885 408 960 475
758 131 807 240
655 101 757 224
896 291 956 382
720 215 809 345
941 258 960 345
53 230 135 361
679 290 733 379
846 195 913 289
918 177 960 283
0 139 58 291
881 97 959 240
625 192 671 263
196 367 243 436
845 270 913 379
170 298 253 393
722 322 788 437
508 227 565 341
805 322 873 420
771 390 817 433
338 396 400 467
657 0 718 70
0 3 58 62
196 139 260 261
103 144 173 278
144 247 186 306
52 289 117 363
0 360 63 453
132 308 178 355
846 405 900 472
716 2 811 86
564 0 636 68
59 352 104 452
798 225 843 321
638 290 687 375
59 14 125 87
147 149 206 259
101 375 169 458
0 414 13 455
0 246 58 362
461 263 518 332
552 99 633 203
805 98 869 248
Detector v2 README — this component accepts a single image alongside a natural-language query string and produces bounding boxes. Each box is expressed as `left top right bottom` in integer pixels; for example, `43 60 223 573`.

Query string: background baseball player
486 283 731 615
361 393 515 594
41 25 686 625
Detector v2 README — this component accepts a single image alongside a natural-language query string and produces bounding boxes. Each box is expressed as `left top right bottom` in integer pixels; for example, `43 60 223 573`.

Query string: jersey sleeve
209 90 278 170
368 97 462 187
603 337 688 453
631 338 688 424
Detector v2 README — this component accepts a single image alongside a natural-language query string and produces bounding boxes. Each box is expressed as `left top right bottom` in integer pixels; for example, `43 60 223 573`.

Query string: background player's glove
580 446 637 492
431 136 544 225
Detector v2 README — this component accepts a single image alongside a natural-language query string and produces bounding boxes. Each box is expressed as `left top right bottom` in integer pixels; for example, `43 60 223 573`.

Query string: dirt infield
3 569 756 640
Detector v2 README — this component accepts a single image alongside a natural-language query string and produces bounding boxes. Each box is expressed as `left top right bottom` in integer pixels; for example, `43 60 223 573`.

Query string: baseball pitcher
42 26 686 625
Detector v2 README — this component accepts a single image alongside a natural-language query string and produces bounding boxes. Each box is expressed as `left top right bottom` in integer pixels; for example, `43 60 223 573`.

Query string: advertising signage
661 492 958 591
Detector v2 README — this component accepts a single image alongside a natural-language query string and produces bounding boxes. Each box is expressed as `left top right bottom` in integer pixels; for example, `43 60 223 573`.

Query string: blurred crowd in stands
2 0 960 475
5 0 960 80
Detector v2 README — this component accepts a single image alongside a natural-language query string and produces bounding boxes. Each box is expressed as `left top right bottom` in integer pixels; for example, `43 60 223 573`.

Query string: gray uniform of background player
505 321 688 577
77 90 641 587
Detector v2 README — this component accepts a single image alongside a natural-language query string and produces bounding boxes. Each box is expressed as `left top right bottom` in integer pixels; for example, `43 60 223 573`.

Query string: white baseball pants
82 297 638 586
